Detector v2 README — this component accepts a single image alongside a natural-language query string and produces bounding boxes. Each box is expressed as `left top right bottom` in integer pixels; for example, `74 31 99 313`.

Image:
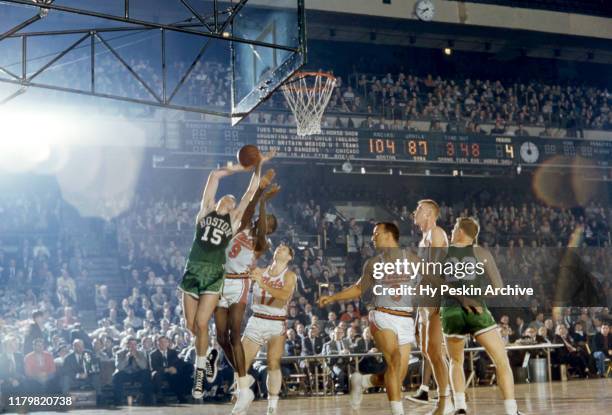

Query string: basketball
237 144 261 168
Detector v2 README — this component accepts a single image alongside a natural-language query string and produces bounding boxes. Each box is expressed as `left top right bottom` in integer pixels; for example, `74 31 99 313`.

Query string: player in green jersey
441 217 522 415
180 151 275 399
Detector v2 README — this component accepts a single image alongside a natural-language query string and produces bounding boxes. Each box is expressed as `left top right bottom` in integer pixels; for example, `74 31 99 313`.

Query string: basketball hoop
281 71 336 136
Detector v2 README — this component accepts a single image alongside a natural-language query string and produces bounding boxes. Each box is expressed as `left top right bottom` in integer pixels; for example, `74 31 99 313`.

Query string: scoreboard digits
180 122 610 167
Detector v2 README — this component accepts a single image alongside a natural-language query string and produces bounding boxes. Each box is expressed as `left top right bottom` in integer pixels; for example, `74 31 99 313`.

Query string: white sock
419 384 429 393
454 393 467 410
266 369 282 396
361 374 373 388
238 376 250 390
234 372 239 383
390 401 404 415
195 355 207 369
268 395 279 407
438 385 451 397
503 399 518 415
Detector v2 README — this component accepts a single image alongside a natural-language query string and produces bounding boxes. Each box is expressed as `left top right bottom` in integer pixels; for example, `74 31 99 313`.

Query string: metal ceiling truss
0 0 299 116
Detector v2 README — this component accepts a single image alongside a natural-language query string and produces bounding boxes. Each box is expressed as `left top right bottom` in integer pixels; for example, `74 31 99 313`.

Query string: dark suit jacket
301 336 324 356
285 339 302 357
62 350 98 378
591 333 611 353
149 348 181 374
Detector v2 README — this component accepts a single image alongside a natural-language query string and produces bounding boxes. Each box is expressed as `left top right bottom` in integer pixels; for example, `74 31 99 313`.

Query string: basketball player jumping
319 222 418 415
441 217 522 415
233 245 297 415
216 177 280 408
179 151 274 400
411 199 453 415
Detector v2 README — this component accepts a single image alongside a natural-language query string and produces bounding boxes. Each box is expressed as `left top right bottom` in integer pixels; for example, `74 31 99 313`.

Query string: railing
256 343 564 395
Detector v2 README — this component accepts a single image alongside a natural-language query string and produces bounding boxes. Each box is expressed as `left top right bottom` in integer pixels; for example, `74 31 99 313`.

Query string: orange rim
282 71 336 92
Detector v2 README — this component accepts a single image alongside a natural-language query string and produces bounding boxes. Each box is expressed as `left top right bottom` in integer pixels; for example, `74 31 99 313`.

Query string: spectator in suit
324 311 338 337
0 336 25 404
512 316 527 343
60 339 101 400
553 324 588 377
322 327 349 392
24 338 56 394
302 325 324 356
591 323 611 377
23 310 46 355
354 327 385 374
285 328 302 357
112 337 153 406
149 335 187 404
571 322 588 347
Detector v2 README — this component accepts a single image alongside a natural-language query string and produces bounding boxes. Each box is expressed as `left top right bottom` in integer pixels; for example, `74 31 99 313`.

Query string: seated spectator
61 339 101 401
591 323 611 377
302 325 324 356
112 336 153 406
571 322 588 347
553 324 589 377
514 123 530 136
340 303 360 322
24 338 56 394
324 311 338 337
0 336 25 404
123 308 143 331
149 335 188 404
322 327 349 392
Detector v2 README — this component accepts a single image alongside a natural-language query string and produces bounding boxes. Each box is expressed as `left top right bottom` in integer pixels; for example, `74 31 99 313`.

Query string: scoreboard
177 122 612 167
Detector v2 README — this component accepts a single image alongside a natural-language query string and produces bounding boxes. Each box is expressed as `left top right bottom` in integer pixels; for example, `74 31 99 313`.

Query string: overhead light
443 47 452 56
222 31 231 38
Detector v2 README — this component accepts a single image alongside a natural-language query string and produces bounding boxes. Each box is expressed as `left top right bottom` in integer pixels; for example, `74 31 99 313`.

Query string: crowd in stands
1 178 611 408
9 38 612 137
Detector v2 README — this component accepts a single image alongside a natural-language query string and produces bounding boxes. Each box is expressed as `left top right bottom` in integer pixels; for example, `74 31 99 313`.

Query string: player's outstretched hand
250 267 264 283
318 295 333 307
263 184 281 200
260 169 276 189
261 149 277 163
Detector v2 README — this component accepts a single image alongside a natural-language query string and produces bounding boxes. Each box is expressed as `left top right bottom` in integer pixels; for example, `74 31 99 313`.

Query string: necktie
163 352 167 368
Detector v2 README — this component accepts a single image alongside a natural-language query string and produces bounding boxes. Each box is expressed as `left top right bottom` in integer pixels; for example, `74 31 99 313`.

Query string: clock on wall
520 141 540 164
415 0 435 21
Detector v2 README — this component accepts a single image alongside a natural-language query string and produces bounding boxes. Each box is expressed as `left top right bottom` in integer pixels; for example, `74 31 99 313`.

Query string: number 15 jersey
187 211 233 265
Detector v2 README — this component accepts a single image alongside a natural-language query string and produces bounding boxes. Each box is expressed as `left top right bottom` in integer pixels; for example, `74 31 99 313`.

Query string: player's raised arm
318 258 373 307
254 184 280 255
231 150 276 231
250 268 296 301
197 164 248 223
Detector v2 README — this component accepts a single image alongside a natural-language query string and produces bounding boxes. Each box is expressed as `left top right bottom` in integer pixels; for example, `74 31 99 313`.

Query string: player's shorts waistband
374 307 414 318
225 272 249 279
253 313 287 321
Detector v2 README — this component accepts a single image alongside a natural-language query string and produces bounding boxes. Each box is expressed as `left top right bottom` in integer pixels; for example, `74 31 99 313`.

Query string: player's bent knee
194 319 209 335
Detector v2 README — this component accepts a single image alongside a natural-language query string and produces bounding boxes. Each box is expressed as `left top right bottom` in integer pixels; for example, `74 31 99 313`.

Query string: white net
281 72 336 136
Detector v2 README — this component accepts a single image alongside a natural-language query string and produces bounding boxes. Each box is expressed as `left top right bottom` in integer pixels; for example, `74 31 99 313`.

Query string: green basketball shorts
440 304 497 338
179 261 225 299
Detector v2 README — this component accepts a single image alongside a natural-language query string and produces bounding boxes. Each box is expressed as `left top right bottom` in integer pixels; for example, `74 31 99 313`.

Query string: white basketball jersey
251 266 291 317
224 230 256 274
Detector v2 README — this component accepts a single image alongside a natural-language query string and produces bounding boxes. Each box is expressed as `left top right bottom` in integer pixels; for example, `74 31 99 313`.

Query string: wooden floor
36 379 611 414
